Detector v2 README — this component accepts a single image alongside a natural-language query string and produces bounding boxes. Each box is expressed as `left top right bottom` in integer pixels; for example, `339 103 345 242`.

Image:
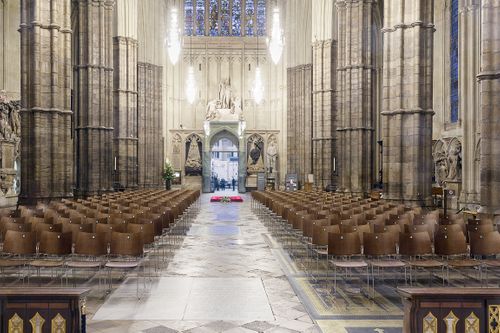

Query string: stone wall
287 64 312 186
137 62 164 188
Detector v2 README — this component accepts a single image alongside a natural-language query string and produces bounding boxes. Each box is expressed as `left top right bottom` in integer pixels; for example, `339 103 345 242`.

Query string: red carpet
210 196 244 202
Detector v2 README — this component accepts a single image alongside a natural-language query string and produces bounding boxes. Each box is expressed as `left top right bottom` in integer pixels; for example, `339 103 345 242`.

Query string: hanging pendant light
267 6 284 64
252 34 264 105
167 7 181 65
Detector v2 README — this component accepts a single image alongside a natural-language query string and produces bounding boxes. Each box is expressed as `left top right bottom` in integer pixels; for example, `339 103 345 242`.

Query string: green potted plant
162 161 175 191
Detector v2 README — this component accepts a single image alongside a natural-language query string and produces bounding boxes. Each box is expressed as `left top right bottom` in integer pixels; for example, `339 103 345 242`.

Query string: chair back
110 232 143 256
470 231 500 256
434 231 467 256
35 223 63 242
364 232 397 256
74 232 108 256
39 231 72 255
3 230 36 255
312 224 339 246
127 223 155 244
328 232 361 256
399 232 433 256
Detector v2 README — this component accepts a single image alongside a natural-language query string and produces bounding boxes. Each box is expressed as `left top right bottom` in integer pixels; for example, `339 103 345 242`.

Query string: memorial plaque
257 172 266 191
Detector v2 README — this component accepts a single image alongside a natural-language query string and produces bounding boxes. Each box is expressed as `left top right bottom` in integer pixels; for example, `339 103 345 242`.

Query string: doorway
211 137 238 192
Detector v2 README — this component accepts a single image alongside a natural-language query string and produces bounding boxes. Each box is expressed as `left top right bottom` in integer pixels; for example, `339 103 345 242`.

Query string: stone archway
202 122 246 193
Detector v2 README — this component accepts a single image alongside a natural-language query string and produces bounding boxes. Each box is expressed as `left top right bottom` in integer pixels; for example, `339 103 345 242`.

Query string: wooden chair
328 232 368 294
470 231 500 286
434 231 479 284
66 232 107 287
105 232 145 298
399 232 445 286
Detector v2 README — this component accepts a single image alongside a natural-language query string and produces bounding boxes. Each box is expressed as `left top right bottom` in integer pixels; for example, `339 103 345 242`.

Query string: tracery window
450 0 459 123
185 0 266 36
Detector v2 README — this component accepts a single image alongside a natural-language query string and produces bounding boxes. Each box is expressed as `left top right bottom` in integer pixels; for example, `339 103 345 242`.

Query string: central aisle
89 193 320 333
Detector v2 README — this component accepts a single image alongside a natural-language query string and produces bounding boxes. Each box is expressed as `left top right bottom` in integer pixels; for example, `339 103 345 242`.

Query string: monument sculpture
0 90 21 203
185 135 202 176
247 135 265 174
266 135 278 173
205 79 243 121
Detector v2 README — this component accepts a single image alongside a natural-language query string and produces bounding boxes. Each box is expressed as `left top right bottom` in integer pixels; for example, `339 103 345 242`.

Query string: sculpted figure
447 141 462 180
266 137 278 172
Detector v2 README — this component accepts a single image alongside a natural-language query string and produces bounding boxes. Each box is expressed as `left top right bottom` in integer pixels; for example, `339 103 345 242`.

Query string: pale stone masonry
137 62 163 188
113 36 138 189
478 0 500 214
381 0 435 204
74 0 115 196
19 0 74 204
287 64 313 187
336 0 377 195
312 40 337 190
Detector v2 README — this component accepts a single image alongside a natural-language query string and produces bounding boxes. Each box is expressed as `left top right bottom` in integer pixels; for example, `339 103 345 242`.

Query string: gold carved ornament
51 313 66 333
29 312 45 333
465 311 480 333
490 305 500 333
443 310 459 333
423 311 438 333
8 313 23 333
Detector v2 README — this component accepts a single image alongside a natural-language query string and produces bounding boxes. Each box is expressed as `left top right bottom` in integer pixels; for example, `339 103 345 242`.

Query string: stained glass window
232 0 242 36
450 0 459 123
209 0 219 36
184 0 266 37
220 0 230 35
245 0 255 36
185 0 194 35
196 0 205 35
256 0 266 36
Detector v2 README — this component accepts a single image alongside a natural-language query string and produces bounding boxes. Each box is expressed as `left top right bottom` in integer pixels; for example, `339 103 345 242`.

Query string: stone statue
447 140 462 180
435 157 448 186
206 79 243 121
266 136 278 173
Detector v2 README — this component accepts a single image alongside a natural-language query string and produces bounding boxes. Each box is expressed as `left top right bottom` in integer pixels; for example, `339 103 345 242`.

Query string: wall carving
433 137 462 185
0 95 20 199
266 134 278 174
247 134 265 174
185 134 202 176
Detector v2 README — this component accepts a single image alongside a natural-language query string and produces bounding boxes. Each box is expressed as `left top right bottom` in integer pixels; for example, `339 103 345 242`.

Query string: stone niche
433 137 462 209
0 96 21 207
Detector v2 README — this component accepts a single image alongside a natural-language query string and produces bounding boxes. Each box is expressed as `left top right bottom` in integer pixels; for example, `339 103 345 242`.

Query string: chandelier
166 8 181 65
267 7 285 64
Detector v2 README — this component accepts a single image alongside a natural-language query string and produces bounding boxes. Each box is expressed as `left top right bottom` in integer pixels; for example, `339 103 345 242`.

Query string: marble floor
87 193 321 333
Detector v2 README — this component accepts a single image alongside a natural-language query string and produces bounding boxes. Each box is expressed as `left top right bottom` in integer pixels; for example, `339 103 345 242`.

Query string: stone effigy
205 79 244 122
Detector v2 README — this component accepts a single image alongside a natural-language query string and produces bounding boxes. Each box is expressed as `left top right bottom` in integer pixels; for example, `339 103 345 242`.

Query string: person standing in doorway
232 178 236 191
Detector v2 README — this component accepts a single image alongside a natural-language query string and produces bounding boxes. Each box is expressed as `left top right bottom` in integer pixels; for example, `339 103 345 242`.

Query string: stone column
74 0 115 196
312 40 337 190
478 0 500 214
286 64 312 187
19 0 73 205
459 0 481 206
381 0 435 204
113 0 138 189
336 0 377 195
137 62 163 188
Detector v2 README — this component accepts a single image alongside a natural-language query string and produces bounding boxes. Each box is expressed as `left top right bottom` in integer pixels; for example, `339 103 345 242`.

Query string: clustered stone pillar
74 0 115 196
19 0 73 204
381 0 435 204
113 36 138 189
336 0 376 195
137 62 163 188
459 0 481 205
478 0 500 214
312 40 337 190
286 64 313 186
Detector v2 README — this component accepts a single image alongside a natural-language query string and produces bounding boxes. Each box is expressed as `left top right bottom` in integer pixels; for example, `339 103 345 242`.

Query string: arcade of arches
0 0 500 332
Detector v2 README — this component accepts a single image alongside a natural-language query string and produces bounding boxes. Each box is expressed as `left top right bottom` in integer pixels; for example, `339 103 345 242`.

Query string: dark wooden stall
398 287 500 333
0 288 88 333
